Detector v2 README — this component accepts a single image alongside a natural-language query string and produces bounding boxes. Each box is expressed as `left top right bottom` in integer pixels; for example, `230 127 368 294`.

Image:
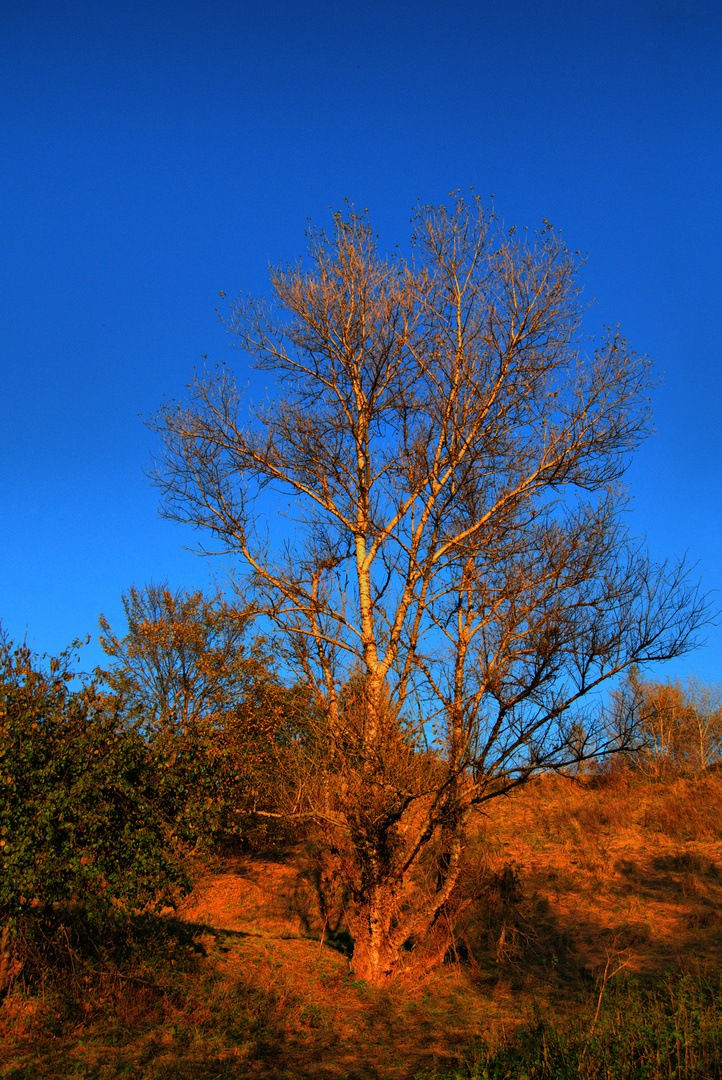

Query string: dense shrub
0 632 188 920
145 673 314 851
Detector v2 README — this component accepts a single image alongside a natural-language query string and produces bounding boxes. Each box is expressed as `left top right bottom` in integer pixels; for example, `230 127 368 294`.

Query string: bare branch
149 198 710 984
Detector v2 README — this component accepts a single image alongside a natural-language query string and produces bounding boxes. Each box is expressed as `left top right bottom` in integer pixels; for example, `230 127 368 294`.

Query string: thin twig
582 948 631 1057
318 910 329 955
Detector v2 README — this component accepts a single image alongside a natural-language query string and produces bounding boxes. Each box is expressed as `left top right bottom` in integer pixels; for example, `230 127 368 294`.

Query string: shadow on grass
0 901 436 1079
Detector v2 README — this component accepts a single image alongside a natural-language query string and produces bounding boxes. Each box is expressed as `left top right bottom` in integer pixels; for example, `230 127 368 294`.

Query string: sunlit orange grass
465 767 722 981
4 768 722 1079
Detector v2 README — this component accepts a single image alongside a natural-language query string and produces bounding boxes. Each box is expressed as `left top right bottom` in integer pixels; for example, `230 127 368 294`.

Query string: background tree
99 583 253 743
149 197 708 983
99 584 308 846
610 666 722 777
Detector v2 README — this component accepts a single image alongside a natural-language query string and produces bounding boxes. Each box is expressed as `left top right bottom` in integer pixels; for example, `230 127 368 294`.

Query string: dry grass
2 769 722 1078
470 769 722 984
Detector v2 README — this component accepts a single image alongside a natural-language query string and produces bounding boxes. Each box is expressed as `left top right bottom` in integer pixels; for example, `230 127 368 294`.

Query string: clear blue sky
2 0 720 687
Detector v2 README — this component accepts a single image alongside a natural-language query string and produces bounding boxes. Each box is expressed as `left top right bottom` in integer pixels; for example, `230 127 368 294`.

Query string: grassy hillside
3 768 722 1079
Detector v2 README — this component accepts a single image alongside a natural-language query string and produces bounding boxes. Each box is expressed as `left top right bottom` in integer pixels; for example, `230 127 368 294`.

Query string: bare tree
149 197 708 983
610 667 722 776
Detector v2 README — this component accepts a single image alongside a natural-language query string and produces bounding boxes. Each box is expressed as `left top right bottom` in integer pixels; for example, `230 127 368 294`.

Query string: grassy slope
2 769 722 1079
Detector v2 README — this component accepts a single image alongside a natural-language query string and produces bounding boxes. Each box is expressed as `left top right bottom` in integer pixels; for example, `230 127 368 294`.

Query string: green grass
426 972 722 1080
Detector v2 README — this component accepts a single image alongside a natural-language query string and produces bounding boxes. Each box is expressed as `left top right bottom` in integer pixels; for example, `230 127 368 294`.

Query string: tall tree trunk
343 809 469 985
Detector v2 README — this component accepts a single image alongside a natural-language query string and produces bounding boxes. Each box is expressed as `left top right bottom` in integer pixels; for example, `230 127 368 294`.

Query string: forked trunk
345 821 468 986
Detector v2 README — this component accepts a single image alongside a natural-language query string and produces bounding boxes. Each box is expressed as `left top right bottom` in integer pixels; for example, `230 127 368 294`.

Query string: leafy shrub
0 632 188 920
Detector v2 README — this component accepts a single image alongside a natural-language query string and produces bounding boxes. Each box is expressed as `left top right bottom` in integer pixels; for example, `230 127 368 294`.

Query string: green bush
0 632 188 920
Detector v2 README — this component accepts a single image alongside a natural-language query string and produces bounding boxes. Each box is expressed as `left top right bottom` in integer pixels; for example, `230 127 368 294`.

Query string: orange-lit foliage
98 585 309 845
99 584 254 740
610 667 722 777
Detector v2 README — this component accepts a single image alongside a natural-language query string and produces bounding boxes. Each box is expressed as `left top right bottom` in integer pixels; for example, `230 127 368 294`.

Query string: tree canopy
98 584 311 846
